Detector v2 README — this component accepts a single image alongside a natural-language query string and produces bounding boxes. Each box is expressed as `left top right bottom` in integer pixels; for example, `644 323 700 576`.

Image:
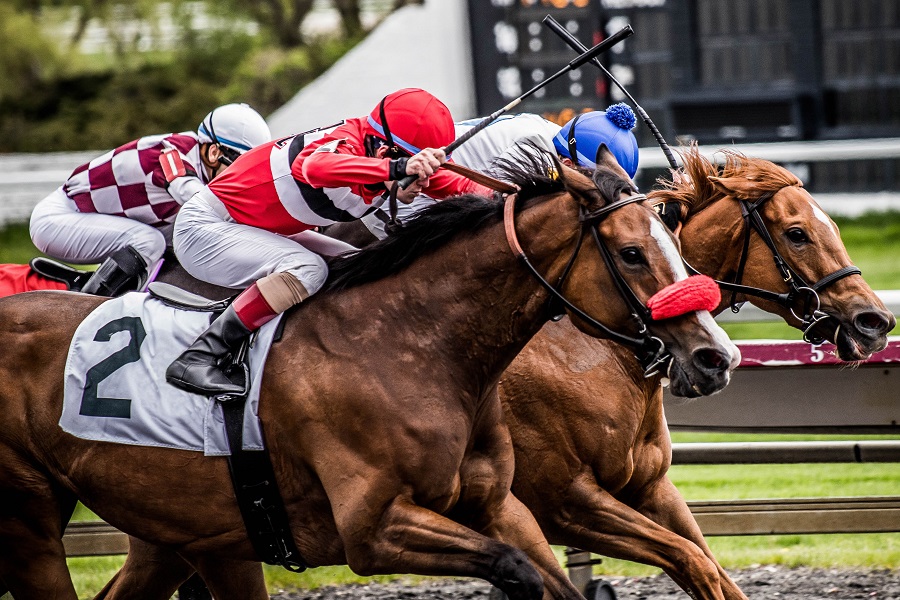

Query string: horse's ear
596 145 632 181
707 175 760 200
558 163 597 209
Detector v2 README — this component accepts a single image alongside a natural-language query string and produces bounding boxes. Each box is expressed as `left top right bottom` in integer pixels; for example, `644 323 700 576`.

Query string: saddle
147 282 232 313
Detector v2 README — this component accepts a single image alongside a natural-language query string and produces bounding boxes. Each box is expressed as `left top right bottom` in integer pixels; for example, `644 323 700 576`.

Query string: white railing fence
2 137 899 227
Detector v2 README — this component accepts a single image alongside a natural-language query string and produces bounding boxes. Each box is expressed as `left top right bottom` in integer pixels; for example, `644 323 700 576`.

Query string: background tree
0 0 395 152
217 0 315 48
332 0 363 38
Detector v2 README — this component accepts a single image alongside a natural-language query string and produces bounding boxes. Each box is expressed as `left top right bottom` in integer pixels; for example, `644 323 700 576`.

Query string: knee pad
256 272 310 313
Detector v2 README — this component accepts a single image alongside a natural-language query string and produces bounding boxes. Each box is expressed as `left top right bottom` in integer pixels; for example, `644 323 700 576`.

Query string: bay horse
111 147 894 600
0 159 739 600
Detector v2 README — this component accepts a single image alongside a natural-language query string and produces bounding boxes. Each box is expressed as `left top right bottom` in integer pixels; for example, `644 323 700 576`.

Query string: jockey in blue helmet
553 103 639 178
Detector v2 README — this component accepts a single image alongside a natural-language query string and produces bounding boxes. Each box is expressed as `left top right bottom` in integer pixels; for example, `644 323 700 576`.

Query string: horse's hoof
489 550 543 600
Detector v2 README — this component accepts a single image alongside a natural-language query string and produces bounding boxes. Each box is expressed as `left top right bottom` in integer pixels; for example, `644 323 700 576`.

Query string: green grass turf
0 223 44 264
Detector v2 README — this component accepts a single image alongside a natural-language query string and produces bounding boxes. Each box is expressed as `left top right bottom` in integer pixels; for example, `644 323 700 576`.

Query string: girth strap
219 349 308 573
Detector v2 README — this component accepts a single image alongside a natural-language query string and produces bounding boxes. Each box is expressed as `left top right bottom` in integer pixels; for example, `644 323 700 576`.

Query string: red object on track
0 264 67 297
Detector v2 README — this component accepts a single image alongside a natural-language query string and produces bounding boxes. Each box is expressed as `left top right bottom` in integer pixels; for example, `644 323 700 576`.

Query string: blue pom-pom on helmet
553 103 639 178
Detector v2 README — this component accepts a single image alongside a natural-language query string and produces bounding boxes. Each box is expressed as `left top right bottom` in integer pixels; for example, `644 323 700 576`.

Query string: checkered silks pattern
64 133 204 226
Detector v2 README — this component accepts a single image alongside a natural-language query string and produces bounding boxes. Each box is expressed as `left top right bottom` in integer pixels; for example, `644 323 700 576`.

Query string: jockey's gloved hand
405 148 446 186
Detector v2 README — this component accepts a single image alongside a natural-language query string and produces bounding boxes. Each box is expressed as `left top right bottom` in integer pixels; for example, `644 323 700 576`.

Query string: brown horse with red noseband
0 158 738 600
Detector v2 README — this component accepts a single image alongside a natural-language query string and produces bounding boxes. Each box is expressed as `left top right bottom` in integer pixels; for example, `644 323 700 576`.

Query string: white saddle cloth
60 292 282 455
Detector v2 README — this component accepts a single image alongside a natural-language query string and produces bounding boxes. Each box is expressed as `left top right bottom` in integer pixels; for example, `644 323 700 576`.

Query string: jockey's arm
296 142 393 188
167 173 205 204
159 148 205 205
297 142 493 199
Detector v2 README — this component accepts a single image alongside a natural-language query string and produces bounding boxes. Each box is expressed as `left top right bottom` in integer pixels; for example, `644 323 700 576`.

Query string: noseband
666 189 860 344
503 193 671 377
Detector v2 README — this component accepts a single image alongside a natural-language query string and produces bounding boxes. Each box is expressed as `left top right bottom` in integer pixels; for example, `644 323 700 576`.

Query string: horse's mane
649 144 803 216
323 148 566 292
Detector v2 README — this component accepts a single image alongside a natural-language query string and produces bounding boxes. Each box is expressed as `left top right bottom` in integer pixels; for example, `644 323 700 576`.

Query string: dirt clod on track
270 566 900 600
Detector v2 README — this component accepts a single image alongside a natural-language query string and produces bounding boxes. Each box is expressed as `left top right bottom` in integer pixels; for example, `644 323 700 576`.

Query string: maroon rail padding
735 338 900 368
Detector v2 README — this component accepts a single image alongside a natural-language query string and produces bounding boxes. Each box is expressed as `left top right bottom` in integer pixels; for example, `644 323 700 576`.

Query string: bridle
660 189 861 344
504 192 671 377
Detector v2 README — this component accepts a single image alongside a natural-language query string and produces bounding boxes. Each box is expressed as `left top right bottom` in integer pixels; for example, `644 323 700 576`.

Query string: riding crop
543 15 679 170
398 24 635 190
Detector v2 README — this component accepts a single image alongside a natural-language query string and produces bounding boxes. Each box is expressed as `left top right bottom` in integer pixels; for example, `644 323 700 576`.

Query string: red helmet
365 88 456 155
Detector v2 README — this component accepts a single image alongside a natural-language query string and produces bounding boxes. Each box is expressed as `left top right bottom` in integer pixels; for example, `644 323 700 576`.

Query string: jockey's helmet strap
567 113 583 166
379 96 396 152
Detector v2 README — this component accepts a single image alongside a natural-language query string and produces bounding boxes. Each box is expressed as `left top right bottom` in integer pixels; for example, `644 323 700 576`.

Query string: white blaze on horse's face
649 218 689 281
650 215 738 367
807 195 840 238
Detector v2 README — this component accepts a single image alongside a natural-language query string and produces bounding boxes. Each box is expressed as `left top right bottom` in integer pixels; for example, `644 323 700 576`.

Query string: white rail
716 289 900 323
638 137 900 217
1 138 898 226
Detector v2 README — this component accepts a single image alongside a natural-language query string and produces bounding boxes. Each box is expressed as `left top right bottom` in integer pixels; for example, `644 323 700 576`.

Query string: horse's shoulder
0 290 103 333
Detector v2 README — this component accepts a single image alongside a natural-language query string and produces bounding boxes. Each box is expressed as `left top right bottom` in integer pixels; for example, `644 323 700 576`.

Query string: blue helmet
553 103 639 178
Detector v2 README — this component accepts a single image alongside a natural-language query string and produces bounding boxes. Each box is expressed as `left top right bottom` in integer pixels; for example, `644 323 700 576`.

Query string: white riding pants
173 189 356 293
29 187 167 269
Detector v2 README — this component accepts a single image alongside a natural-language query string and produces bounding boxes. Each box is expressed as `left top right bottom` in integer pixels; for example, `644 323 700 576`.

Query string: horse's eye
620 247 645 265
786 228 809 244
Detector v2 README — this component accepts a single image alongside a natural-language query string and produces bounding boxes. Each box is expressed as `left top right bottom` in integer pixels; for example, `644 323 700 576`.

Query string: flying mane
324 149 566 293
649 145 803 216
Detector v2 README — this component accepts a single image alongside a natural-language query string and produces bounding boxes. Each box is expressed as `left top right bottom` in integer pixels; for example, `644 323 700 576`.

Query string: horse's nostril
855 311 894 336
693 348 730 374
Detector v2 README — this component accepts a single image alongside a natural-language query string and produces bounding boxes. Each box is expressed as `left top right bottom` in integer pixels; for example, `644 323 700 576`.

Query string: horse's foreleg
337 497 544 600
0 455 78 600
477 492 585 600
636 477 747 600
537 471 731 600
93 537 194 600
191 556 267 600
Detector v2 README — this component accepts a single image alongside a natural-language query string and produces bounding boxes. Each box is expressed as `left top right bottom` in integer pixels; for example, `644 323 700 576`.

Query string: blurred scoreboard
467 0 900 145
466 0 616 124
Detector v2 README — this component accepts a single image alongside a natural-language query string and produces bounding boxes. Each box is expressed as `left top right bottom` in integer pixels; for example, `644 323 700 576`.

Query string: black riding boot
166 305 251 396
81 246 148 297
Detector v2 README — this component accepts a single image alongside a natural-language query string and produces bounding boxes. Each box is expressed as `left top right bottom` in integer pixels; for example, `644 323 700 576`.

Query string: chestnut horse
111 147 894 600
500 148 893 600
0 161 739 600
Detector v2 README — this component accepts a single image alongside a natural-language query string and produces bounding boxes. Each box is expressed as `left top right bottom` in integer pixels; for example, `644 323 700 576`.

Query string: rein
383 164 517 234
666 190 861 344
503 193 670 377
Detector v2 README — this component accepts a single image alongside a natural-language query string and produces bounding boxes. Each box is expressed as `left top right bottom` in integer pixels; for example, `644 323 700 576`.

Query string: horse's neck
287 201 579 388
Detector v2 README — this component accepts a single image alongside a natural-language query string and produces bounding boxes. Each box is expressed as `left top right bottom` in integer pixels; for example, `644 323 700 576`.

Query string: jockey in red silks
166 88 494 396
28 103 271 297
361 104 641 238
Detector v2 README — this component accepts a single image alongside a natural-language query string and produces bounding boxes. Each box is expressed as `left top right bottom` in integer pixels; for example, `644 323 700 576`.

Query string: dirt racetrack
270 566 899 600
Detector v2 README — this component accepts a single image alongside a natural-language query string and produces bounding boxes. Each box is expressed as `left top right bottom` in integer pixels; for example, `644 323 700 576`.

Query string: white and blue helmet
553 103 639 178
198 103 271 165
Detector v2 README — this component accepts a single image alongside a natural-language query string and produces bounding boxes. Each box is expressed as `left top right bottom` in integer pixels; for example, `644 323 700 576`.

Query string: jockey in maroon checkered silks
165 88 495 396
28 103 271 297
